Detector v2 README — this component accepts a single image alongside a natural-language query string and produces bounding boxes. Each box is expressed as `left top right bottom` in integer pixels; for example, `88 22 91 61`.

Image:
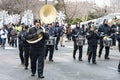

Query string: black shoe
61 45 65 47
98 55 101 58
105 57 110 59
79 59 83 61
118 69 120 72
55 48 58 50
21 62 24 66
25 67 28 70
44 57 46 60
73 56 76 60
88 60 90 63
92 62 97 64
31 74 35 77
38 75 44 79
49 59 54 62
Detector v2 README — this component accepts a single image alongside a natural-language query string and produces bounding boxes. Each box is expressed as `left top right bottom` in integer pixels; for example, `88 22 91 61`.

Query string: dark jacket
86 30 100 46
53 26 62 37
72 27 84 41
18 30 29 47
98 24 112 37
111 24 116 33
45 26 54 36
25 27 49 48
117 34 120 42
18 30 26 45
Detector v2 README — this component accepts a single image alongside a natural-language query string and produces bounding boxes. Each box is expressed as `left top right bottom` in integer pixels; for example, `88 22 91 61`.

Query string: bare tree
63 0 78 23
0 0 43 14
55 0 95 23
0 0 26 14
0 0 116 21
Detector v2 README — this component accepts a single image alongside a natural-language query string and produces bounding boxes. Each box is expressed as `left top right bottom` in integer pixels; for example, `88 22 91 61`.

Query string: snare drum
103 37 112 47
76 35 86 46
46 36 55 45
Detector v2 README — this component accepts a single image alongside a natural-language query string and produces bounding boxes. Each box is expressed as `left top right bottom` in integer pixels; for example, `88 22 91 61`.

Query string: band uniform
45 24 55 62
25 20 49 78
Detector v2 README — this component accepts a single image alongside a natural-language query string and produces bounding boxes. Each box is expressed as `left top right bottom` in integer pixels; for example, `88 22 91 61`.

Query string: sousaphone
27 4 57 44
40 4 57 24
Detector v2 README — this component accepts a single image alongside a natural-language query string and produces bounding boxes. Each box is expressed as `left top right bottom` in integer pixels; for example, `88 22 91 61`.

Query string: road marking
0 74 13 80
5 47 17 49
54 56 72 62
65 45 73 49
107 66 117 71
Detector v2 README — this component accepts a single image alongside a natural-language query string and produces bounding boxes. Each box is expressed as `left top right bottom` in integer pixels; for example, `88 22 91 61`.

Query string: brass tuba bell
40 4 57 24
26 27 45 44
26 5 57 44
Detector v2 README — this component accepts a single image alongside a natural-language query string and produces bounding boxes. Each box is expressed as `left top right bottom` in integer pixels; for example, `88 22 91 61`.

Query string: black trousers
118 60 120 70
0 38 2 45
45 45 54 60
30 47 45 76
73 41 83 60
55 37 60 49
118 42 120 52
88 45 97 63
11 39 17 47
87 45 90 55
24 46 30 68
67 33 71 40
18 44 24 64
7 34 11 44
112 35 116 46
98 40 110 58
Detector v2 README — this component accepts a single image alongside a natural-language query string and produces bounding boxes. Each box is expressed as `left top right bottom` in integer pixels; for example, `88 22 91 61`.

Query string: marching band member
0 28 2 45
25 20 49 78
116 24 120 72
18 25 25 65
85 22 92 55
72 22 85 61
116 24 120 52
118 61 120 72
53 22 63 50
111 23 117 46
18 25 30 69
98 19 112 59
86 25 100 64
45 24 55 62
23 26 30 70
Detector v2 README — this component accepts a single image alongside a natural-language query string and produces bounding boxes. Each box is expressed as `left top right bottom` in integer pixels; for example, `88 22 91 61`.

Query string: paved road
0 41 120 80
